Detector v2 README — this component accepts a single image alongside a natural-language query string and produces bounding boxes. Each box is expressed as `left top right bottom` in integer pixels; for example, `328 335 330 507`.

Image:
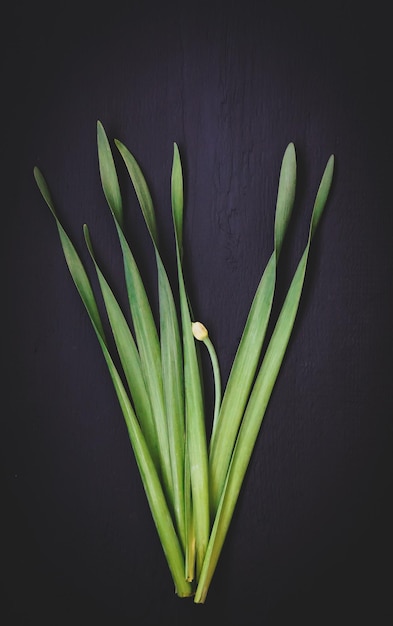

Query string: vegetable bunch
34 123 334 602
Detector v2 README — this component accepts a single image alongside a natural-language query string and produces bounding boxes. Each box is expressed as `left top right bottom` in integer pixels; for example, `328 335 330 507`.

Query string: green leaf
115 139 159 244
115 139 187 554
83 224 160 470
274 142 297 258
33 167 105 338
33 167 192 596
97 120 123 227
97 123 174 515
171 145 210 580
171 143 184 257
208 143 297 514
194 154 334 604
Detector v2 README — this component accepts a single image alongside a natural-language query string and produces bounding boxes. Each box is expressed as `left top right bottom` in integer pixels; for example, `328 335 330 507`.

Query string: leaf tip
83 224 93 255
286 143 296 164
97 120 105 139
33 165 42 181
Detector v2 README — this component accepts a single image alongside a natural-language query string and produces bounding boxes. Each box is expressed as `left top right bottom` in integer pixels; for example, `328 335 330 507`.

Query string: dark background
2 1 393 624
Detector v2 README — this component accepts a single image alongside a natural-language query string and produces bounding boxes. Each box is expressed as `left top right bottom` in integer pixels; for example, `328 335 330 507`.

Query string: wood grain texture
2 1 393 623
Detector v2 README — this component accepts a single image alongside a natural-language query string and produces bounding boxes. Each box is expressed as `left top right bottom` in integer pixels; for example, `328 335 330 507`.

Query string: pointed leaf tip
97 122 123 226
287 141 295 154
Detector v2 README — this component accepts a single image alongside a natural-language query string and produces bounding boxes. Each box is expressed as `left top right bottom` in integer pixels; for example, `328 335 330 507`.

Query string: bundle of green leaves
34 123 334 602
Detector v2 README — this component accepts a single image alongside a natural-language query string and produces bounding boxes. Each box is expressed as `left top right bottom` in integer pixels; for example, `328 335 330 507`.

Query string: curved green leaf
33 167 191 596
97 120 123 227
208 143 297 514
115 139 187 554
171 145 210 580
97 124 174 514
195 154 334 603
83 224 159 469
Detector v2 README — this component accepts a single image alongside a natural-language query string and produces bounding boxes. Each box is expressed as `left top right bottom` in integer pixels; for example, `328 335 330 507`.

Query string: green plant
33 123 334 602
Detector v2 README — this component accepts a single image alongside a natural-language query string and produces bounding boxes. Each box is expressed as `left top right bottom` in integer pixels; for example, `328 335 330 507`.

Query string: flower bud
192 321 208 341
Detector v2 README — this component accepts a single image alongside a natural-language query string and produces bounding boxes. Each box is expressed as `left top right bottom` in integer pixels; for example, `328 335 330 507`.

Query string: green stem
204 336 222 435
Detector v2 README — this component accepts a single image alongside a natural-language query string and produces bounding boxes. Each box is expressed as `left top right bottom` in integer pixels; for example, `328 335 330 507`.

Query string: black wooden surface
2 1 393 624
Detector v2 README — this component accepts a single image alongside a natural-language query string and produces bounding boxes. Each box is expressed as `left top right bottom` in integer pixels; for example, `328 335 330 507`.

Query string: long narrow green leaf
171 143 210 580
33 167 105 339
97 121 123 227
97 123 174 515
171 143 184 258
33 167 191 597
114 139 158 243
184 433 195 582
156 267 186 552
83 224 159 470
106 350 191 598
115 139 187 555
209 143 297 514
194 154 334 603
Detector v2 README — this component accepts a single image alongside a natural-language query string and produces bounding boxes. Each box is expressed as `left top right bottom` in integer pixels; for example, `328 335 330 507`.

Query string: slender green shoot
194 154 334 603
33 166 192 597
83 224 159 469
114 138 187 554
97 122 174 515
192 322 222 434
209 142 297 514
171 143 210 580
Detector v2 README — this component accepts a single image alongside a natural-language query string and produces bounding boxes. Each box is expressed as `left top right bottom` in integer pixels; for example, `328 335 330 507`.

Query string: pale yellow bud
192 321 208 341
